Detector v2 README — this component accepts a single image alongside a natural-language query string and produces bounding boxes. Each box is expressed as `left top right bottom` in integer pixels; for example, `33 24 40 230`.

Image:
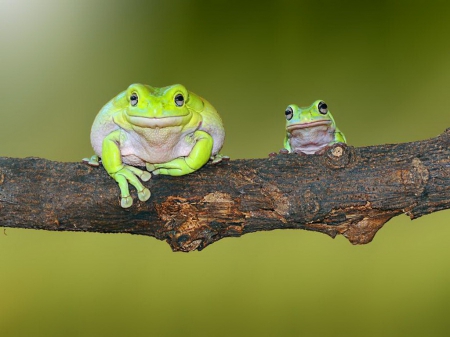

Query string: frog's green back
190 91 225 155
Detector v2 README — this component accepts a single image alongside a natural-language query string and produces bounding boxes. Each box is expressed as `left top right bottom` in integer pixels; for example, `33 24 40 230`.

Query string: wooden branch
1 128 450 252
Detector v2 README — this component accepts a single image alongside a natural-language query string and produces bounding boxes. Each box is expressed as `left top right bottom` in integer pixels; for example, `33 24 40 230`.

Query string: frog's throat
286 120 331 132
127 116 188 129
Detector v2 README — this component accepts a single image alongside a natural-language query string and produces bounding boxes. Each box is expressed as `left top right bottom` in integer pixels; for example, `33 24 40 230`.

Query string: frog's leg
334 130 347 144
283 137 293 153
102 130 151 208
146 130 213 176
325 129 347 147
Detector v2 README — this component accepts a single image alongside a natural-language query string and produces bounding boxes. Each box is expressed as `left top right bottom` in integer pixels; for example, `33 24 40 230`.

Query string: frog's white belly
288 126 335 154
120 127 195 166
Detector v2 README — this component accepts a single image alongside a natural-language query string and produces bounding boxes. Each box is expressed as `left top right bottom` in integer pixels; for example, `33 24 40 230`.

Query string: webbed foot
146 158 195 176
82 155 100 167
111 165 151 208
209 154 230 165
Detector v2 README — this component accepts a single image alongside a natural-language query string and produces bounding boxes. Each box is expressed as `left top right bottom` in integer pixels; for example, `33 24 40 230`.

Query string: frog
83 83 225 208
283 100 346 154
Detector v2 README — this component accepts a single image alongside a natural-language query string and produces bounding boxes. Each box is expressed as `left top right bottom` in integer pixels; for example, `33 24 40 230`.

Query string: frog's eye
130 93 138 106
174 93 184 107
285 106 293 120
318 101 328 115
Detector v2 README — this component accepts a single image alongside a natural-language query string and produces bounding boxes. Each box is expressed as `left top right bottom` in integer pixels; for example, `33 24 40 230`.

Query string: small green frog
283 100 346 154
84 84 225 208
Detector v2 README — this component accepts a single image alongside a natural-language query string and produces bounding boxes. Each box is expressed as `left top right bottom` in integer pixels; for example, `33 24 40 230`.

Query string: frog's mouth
128 116 186 128
286 120 331 132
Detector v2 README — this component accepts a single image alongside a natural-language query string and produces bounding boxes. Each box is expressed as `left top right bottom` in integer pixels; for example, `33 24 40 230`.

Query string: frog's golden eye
285 106 293 120
130 93 138 106
174 93 184 107
318 101 328 115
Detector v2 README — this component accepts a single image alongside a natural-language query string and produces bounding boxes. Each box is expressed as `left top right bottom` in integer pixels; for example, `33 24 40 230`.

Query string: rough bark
1 128 449 252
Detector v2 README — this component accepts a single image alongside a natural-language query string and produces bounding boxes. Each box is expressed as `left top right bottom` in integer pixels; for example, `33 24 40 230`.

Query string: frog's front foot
209 154 230 165
82 155 101 167
111 165 151 208
146 158 195 176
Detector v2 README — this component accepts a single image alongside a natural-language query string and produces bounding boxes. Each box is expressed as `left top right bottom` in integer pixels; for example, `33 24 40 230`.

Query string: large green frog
85 83 225 208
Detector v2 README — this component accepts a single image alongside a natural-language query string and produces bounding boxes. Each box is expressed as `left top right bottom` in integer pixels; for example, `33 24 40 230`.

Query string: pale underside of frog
283 100 346 154
84 83 226 208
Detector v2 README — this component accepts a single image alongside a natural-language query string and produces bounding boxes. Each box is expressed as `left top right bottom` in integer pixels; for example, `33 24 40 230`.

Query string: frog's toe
125 165 151 181
146 163 156 172
120 196 133 208
115 174 132 208
138 188 151 202
140 171 151 182
146 163 161 175
82 155 100 167
88 159 100 167
210 154 230 165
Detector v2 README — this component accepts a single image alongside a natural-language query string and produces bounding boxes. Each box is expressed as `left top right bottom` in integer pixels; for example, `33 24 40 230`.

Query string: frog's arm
102 130 151 208
334 129 347 144
283 136 292 153
146 130 213 176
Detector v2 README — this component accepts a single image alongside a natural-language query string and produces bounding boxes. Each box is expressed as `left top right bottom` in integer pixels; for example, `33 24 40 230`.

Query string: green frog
84 83 225 208
283 100 346 154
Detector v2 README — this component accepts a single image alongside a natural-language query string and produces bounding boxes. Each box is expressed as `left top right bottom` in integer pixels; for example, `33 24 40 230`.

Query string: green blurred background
1 0 450 336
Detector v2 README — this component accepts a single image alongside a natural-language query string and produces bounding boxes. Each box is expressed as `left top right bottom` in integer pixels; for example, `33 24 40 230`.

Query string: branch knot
321 144 354 169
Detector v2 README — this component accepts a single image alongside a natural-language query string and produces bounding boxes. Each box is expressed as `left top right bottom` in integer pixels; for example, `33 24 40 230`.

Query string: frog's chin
286 120 331 132
127 116 186 128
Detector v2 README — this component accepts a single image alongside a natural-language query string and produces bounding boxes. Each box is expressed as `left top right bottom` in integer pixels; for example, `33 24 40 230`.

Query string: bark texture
1 128 450 252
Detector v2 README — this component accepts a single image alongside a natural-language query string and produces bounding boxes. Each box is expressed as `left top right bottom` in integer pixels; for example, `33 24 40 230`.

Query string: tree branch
1 128 450 252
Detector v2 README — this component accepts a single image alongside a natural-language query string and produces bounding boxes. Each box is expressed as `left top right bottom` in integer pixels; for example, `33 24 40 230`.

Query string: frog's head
121 83 204 129
284 100 337 133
